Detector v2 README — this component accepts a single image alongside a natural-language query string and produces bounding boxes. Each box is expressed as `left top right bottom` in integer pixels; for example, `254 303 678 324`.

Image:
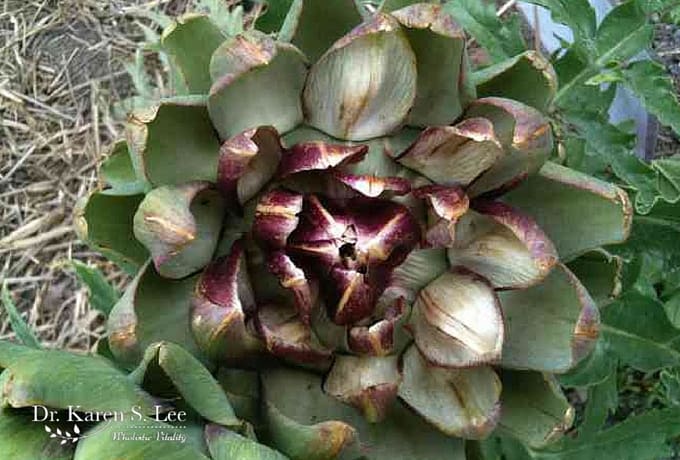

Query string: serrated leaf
621 59 680 136
613 200 680 278
443 0 525 63
565 111 660 213
579 371 618 436
523 0 596 48
132 9 173 28
665 290 680 329
124 48 154 99
554 1 653 107
195 0 244 35
70 261 119 317
532 408 680 460
0 284 41 349
558 339 617 388
601 291 680 372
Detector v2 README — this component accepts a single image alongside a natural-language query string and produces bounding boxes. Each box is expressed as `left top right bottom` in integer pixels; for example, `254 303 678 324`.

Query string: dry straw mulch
0 0 189 351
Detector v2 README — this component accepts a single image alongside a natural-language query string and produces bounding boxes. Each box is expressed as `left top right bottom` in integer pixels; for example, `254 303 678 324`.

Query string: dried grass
0 0 189 351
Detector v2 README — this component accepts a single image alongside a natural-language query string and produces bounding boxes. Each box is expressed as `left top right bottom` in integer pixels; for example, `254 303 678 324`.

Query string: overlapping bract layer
74 2 635 459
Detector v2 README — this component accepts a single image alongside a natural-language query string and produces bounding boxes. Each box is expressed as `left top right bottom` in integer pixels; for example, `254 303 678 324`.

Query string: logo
32 405 189 444
44 424 82 445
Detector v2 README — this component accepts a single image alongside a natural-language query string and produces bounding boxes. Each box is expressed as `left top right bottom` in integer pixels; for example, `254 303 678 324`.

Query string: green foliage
533 408 680 460
194 0 245 36
444 0 526 62
621 60 680 136
0 284 41 349
70 261 119 317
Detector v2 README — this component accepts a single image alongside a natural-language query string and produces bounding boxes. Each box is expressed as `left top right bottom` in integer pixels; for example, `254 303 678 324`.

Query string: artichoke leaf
502 161 633 261
108 262 204 369
0 340 34 370
497 370 574 449
253 189 304 250
209 33 307 139
218 126 283 206
398 346 501 439
205 424 289 460
254 0 295 34
499 263 600 373
0 343 156 414
390 248 448 303
348 297 407 356
413 184 469 247
277 142 368 178
217 368 261 425
277 140 411 199
0 408 74 460
74 417 210 460
276 0 363 63
303 13 417 141
73 191 148 274
464 97 553 197
133 182 225 279
397 118 504 186
161 14 226 94
191 240 266 365
129 342 240 427
473 50 558 112
264 251 316 326
410 270 504 368
567 249 623 307
126 97 221 186
447 202 558 289
261 367 466 460
100 140 147 196
324 355 402 423
392 3 475 126
255 303 332 370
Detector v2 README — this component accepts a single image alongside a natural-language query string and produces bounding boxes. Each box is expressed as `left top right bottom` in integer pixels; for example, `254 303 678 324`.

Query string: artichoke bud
69 0 642 454
255 303 332 370
324 355 402 423
348 296 407 356
217 126 283 207
410 270 504 368
413 184 469 247
134 181 225 279
191 239 265 365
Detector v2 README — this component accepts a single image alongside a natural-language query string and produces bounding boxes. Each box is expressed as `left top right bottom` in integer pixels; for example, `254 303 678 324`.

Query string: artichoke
68 1 632 458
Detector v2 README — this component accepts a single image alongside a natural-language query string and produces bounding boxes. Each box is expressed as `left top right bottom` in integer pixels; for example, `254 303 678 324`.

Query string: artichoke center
288 196 420 325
